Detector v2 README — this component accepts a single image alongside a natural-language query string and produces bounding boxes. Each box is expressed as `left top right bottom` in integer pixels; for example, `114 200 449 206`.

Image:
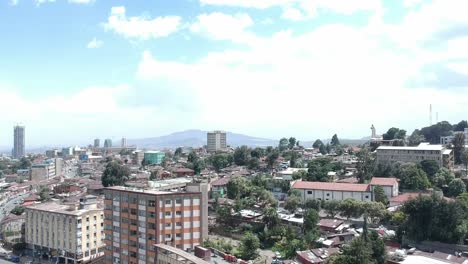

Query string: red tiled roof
211 177 231 187
370 177 398 186
173 168 194 173
390 192 425 203
318 218 344 229
292 181 370 192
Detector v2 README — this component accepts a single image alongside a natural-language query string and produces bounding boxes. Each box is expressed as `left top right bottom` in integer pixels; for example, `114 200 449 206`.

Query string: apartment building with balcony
103 183 208 264
25 195 105 264
376 142 454 168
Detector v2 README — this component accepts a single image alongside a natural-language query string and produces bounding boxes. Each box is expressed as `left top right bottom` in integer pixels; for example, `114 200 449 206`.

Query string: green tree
279 138 289 152
433 168 455 188
251 147 265 158
383 127 406 140
216 206 232 226
174 147 183 156
238 232 260 260
292 170 307 180
338 199 364 219
313 139 323 148
234 146 251 166
10 206 24 215
38 186 51 201
329 237 373 264
248 157 260 170
461 150 468 177
373 185 388 205
370 231 387 264
393 163 430 190
210 154 230 172
323 200 341 218
306 157 334 182
408 129 426 146
453 120 468 131
319 144 327 155
288 137 297 149
453 133 465 164
303 209 320 235
448 179 466 197
284 195 301 213
263 207 280 228
187 151 198 163
226 177 249 199
419 160 440 181
356 148 374 183
267 151 279 170
419 121 453 144
331 134 340 146
102 161 130 187
18 157 31 170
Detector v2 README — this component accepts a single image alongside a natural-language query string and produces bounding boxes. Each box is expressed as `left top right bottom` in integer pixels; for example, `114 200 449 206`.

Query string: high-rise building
144 151 166 165
103 139 112 148
207 130 227 152
103 184 208 264
13 125 25 158
121 137 127 148
94 139 100 148
25 195 105 263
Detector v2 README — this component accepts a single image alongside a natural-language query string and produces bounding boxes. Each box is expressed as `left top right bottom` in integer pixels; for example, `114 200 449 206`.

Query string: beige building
207 131 227 152
103 183 208 264
25 195 105 263
376 143 454 168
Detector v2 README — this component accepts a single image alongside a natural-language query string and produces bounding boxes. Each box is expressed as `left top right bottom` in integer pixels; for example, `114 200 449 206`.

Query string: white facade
301 189 372 202
207 131 227 152
376 143 454 168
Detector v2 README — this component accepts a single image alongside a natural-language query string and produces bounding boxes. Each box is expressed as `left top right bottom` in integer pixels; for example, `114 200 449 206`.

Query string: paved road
0 194 26 222
0 259 15 264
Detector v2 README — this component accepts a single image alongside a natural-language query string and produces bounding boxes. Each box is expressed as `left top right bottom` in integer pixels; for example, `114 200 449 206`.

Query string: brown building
103 183 208 264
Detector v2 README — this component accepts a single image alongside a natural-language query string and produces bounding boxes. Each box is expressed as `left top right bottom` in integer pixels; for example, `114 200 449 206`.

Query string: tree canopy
101 161 130 187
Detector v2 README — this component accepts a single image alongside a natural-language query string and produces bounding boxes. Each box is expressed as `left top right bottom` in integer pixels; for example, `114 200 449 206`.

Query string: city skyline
1 0 468 146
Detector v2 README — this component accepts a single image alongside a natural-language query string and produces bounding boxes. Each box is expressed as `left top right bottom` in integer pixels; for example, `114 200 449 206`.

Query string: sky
1 0 468 147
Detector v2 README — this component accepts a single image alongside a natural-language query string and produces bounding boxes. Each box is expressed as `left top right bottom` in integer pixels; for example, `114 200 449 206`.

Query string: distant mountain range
128 130 277 149
128 129 368 150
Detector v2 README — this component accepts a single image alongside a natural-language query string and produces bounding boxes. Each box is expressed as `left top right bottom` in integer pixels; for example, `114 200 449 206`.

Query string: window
165 223 171 228
176 222 181 227
130 209 137 215
113 195 120 201
121 196 128 202
165 234 171 239
122 207 129 213
175 211 181 216
175 199 182 204
307 191 312 194
148 212 155 218
130 197 137 204
139 199 146 206
138 210 146 217
326 193 330 196
365 195 369 199
165 200 172 205
148 200 155 206
176 233 181 238
165 212 171 217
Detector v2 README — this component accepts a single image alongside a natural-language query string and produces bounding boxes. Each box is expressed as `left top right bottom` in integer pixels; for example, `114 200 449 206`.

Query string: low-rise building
210 177 230 199
292 181 373 202
154 244 210 264
376 143 454 168
369 177 399 199
0 213 25 245
144 151 166 165
25 195 105 263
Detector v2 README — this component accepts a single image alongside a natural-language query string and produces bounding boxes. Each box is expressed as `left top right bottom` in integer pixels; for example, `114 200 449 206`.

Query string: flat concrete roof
155 244 209 264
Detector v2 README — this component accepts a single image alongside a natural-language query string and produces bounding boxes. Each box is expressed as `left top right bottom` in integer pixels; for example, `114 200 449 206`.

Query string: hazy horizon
1 0 468 146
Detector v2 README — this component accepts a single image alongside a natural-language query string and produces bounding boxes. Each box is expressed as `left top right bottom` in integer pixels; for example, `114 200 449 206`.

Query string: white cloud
190 12 256 43
9 0 18 6
103 6 181 40
68 0 94 4
34 0 55 5
281 7 307 21
0 85 178 146
137 21 468 139
86 38 103 49
446 62 468 76
200 0 381 18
